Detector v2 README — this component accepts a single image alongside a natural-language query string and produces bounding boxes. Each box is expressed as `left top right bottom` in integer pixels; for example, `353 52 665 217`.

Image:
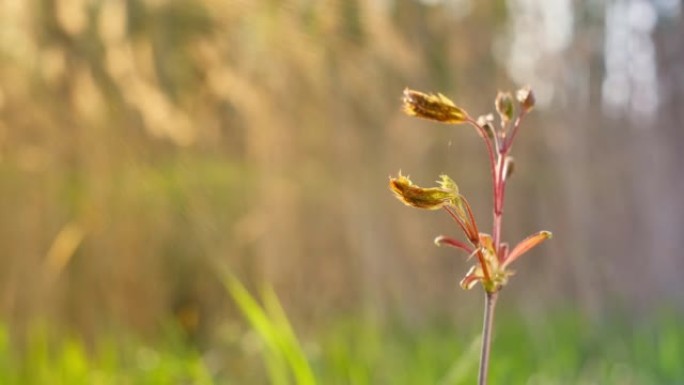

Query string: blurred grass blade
223 274 290 385
438 337 481 385
224 274 317 385
261 285 317 385
44 223 85 282
264 349 290 385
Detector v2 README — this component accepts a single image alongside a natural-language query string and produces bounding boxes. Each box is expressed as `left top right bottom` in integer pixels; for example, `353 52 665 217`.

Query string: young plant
390 87 552 384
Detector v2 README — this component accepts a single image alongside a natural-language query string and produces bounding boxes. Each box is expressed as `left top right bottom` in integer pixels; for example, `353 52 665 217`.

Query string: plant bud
516 86 535 113
495 91 514 122
476 114 496 139
402 88 468 124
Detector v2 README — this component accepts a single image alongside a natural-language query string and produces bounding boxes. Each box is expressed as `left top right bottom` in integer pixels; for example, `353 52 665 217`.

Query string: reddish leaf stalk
443 206 491 282
494 151 506 250
470 117 507 252
443 206 470 241
469 115 512 385
502 111 527 153
435 236 475 254
467 117 499 206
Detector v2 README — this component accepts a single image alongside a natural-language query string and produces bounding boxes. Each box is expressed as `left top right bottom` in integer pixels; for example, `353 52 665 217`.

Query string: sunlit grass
224 280 684 385
1 308 682 385
0 323 214 385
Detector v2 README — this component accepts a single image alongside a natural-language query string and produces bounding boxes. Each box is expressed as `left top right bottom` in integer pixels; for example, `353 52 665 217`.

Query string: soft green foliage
1 311 683 384
311 312 684 385
0 323 213 385
223 281 684 384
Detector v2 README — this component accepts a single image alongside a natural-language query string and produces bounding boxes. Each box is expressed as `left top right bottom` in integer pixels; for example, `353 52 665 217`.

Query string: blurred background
1 0 684 383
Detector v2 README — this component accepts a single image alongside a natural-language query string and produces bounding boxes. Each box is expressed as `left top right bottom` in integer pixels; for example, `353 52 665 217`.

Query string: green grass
1 298 682 384
224 278 684 384
223 274 316 385
0 323 214 385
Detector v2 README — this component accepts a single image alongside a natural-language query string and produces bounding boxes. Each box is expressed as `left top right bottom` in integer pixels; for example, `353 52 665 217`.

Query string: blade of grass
261 285 316 385
438 337 481 385
224 273 317 385
223 274 291 385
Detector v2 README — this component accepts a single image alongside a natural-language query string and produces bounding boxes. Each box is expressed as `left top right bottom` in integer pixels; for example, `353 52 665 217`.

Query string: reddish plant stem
461 195 480 239
479 120 509 385
473 107 525 385
442 206 471 242
443 206 491 282
478 291 498 385
475 249 492 282
493 152 506 252
502 111 527 153
467 117 507 253
492 212 503 257
467 118 498 207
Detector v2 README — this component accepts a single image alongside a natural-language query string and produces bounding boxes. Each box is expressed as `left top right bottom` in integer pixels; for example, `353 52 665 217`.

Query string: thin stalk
467 118 498 204
502 111 527 153
444 206 491 281
478 291 498 385
492 213 503 256
443 206 472 242
493 153 506 251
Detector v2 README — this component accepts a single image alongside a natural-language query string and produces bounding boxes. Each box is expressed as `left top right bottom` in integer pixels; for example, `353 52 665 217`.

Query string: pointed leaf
502 231 553 268
460 265 483 290
434 235 474 254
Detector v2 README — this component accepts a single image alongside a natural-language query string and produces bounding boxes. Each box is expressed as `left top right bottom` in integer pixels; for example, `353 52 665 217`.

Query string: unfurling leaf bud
476 114 496 139
503 156 515 181
389 172 458 210
516 86 535 113
402 88 468 124
495 91 514 122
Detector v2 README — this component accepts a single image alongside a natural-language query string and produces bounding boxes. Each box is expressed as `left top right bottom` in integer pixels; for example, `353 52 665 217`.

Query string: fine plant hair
389 86 552 385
